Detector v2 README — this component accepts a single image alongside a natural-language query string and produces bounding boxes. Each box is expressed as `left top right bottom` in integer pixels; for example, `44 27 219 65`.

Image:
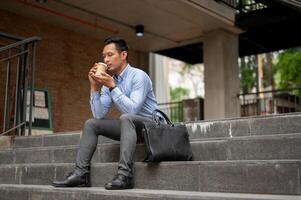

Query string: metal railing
0 32 40 136
158 98 204 122
159 88 301 122
158 101 183 122
239 88 301 116
215 0 267 13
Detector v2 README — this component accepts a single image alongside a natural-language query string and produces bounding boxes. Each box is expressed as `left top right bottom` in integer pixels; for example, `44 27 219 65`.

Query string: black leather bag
142 109 193 162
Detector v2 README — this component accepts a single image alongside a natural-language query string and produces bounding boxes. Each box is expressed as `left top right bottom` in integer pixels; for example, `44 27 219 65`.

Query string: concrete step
0 136 12 150
2 133 301 164
186 113 301 139
13 131 117 148
0 160 300 195
12 113 301 148
0 184 300 200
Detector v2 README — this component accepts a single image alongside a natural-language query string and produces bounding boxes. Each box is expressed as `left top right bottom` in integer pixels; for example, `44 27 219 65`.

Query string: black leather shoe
104 174 134 190
52 172 90 187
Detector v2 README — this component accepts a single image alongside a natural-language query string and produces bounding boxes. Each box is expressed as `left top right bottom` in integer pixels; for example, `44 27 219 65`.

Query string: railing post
242 94 245 116
14 54 22 135
298 93 301 112
21 44 29 136
3 56 11 133
273 95 277 114
180 101 183 122
1 34 40 136
28 41 37 136
256 94 260 115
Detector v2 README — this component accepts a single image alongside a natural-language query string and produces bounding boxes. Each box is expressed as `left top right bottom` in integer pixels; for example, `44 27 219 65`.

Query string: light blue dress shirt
90 64 158 119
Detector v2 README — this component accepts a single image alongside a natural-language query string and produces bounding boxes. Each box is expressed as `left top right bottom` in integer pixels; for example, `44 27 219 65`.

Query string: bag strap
152 109 173 125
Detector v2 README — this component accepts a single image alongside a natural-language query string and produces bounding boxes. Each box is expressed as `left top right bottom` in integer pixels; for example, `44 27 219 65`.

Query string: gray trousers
75 113 152 177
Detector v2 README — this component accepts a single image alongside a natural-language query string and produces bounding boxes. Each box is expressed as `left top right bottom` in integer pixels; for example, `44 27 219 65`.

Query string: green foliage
239 56 256 93
240 62 255 93
274 48 301 90
169 104 183 123
170 87 189 101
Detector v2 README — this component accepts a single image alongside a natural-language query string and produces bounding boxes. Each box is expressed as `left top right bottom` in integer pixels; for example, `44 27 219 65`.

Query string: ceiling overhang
0 0 240 54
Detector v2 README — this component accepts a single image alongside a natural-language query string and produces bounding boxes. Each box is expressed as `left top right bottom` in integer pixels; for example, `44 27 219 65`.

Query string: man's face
102 43 127 73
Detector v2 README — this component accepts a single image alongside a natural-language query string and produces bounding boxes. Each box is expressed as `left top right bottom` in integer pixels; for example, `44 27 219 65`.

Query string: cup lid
97 62 107 69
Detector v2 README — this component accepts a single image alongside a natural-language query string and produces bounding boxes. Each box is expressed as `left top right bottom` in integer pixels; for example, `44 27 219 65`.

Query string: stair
0 113 301 199
0 185 300 200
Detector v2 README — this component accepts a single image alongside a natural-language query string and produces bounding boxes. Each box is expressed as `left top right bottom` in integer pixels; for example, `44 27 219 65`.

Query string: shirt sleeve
111 71 151 114
90 88 112 119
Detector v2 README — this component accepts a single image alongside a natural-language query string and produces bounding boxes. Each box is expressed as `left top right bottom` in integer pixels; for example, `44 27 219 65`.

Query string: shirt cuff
111 86 122 100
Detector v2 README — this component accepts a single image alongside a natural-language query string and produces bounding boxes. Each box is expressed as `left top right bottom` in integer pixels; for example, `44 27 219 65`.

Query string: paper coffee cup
95 62 107 76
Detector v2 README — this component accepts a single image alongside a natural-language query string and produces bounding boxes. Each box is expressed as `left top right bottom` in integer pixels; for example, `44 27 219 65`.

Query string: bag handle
152 109 173 125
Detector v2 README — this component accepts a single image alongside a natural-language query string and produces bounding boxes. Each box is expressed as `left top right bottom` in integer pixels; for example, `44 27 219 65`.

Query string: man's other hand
92 72 115 89
89 64 99 92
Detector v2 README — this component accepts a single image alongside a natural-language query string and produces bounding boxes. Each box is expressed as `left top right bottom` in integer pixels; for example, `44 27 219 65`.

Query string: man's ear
121 51 127 60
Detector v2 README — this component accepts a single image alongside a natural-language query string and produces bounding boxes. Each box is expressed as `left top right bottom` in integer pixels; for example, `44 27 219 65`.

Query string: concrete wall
0 9 147 133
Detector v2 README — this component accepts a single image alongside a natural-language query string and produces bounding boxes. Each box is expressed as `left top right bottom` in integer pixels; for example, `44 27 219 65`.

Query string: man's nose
104 57 109 64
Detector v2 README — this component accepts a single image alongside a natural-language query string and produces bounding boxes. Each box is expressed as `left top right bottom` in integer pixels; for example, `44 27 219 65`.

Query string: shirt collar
113 64 131 82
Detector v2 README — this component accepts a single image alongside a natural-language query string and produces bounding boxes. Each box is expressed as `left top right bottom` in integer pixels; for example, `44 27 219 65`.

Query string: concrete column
137 51 150 74
203 29 240 119
149 53 169 103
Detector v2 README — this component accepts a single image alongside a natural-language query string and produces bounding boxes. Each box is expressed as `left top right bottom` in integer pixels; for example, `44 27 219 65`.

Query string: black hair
104 36 129 53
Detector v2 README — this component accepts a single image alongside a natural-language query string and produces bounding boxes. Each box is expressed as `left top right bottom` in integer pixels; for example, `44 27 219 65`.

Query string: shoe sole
51 183 91 188
104 184 134 190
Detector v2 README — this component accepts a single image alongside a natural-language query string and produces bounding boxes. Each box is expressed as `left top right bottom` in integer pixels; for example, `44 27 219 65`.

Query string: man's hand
88 64 98 84
88 64 99 92
92 72 115 89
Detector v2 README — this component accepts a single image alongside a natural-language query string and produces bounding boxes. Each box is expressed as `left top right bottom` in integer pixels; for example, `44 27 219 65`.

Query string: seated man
52 36 158 189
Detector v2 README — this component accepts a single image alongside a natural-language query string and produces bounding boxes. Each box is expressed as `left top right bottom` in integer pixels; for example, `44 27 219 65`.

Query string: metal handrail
0 122 26 136
0 31 24 41
1 34 40 136
0 36 41 52
238 87 301 96
158 101 183 122
216 0 267 13
239 88 301 116
0 49 30 62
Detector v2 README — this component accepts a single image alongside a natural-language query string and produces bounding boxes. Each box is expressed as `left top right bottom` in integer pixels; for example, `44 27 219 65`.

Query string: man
52 36 158 189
